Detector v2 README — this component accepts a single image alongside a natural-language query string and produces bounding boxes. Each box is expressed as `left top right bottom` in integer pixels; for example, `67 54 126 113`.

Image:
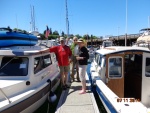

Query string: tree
61 31 64 36
75 34 82 39
83 34 90 40
53 30 59 35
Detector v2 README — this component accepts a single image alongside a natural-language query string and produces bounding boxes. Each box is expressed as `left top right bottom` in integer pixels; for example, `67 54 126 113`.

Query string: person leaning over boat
49 37 72 90
76 38 89 94
70 36 80 82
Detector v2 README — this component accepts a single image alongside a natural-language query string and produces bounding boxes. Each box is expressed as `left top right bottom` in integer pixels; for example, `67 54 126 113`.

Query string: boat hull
1 83 50 113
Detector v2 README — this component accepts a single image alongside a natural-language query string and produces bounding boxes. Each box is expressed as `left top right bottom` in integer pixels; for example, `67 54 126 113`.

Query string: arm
49 46 58 53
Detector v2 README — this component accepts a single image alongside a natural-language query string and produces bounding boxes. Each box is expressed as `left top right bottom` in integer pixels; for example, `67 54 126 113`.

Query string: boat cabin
93 46 150 107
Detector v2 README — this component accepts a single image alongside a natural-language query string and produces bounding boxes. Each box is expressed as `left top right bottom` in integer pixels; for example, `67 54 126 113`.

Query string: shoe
65 84 70 88
76 79 81 82
62 85 67 90
79 90 86 94
71 79 75 82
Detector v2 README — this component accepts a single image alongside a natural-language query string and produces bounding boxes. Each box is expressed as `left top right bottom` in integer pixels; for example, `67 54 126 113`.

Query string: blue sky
0 0 150 37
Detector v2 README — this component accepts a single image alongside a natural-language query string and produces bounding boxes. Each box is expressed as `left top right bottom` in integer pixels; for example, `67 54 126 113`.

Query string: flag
45 26 50 38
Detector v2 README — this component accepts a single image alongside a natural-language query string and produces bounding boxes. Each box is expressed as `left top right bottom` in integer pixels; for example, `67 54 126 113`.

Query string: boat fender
48 91 57 103
26 81 30 85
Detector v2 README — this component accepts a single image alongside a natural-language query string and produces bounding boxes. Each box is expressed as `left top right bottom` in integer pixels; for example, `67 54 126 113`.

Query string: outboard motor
48 91 57 103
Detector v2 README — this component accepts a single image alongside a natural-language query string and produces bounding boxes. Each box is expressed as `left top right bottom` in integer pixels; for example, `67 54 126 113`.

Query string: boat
0 28 60 113
90 45 150 113
0 28 38 47
100 40 113 49
135 28 150 48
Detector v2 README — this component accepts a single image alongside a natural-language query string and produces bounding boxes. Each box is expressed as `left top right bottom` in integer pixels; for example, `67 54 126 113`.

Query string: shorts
78 65 87 81
59 65 70 75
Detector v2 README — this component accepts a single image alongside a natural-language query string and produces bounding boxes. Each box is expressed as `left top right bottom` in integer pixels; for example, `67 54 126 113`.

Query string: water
34 84 62 113
87 62 107 113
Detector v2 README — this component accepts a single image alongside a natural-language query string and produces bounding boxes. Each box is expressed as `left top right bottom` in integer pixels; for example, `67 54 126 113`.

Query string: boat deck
55 74 99 113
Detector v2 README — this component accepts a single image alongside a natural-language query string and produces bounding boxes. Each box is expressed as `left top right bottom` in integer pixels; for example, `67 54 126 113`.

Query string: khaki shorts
59 66 70 75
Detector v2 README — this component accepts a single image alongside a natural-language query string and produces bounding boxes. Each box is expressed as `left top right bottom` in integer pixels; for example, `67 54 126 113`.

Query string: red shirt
50 45 72 66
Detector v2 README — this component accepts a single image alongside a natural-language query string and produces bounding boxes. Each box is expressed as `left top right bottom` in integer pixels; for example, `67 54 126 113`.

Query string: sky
1 0 150 37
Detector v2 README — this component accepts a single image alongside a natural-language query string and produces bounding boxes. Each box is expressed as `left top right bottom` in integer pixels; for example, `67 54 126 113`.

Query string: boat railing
0 88 11 103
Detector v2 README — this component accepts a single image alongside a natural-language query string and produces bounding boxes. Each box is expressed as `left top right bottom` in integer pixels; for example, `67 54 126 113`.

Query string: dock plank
55 74 100 113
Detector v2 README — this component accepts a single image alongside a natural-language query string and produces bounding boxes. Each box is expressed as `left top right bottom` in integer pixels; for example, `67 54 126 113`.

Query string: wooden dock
55 74 100 113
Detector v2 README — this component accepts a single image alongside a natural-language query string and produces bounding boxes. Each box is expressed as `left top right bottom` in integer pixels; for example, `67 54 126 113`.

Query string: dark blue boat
0 28 38 47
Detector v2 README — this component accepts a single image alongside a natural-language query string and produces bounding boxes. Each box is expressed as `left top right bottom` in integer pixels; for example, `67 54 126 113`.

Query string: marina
1 0 150 112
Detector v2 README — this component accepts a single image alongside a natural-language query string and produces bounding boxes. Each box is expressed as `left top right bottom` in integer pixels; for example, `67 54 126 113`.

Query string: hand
76 57 84 60
69 59 72 63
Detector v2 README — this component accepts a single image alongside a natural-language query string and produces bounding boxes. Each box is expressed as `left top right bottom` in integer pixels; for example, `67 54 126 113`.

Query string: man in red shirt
49 37 72 90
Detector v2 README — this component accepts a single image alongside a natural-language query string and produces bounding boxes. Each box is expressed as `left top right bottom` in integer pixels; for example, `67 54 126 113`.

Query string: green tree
61 31 64 36
75 34 82 39
83 34 90 40
53 30 59 35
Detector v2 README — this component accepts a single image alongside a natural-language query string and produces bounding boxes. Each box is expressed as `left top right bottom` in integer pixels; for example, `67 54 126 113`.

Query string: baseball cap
60 37 65 41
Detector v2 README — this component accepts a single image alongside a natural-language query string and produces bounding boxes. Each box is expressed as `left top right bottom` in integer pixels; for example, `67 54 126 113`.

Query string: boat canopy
140 28 150 31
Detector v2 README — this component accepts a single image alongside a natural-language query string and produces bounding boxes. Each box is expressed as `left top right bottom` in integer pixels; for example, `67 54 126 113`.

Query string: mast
125 0 128 46
65 0 69 38
30 5 36 32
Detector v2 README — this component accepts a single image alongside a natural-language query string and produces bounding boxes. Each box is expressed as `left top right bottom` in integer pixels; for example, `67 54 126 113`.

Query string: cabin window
0 57 28 76
108 57 122 78
98 55 102 66
34 55 52 74
145 58 150 77
34 57 44 74
43 55 52 67
95 53 99 64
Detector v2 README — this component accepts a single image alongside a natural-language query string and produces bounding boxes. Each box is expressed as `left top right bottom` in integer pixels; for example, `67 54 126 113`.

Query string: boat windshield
0 57 28 76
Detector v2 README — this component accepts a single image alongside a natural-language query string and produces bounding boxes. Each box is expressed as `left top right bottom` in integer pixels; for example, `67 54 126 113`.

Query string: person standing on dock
76 38 89 94
49 37 72 90
70 36 80 82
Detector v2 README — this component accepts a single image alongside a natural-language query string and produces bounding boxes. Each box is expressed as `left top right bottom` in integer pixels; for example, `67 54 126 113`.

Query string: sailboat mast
33 6 35 31
65 0 69 38
125 0 128 46
30 5 36 32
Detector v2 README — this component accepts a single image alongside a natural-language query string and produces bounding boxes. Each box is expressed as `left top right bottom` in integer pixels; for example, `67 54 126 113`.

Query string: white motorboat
90 45 150 113
0 28 60 113
135 28 150 48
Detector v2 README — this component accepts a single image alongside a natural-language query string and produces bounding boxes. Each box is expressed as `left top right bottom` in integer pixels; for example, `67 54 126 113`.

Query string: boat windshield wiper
0 57 15 70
